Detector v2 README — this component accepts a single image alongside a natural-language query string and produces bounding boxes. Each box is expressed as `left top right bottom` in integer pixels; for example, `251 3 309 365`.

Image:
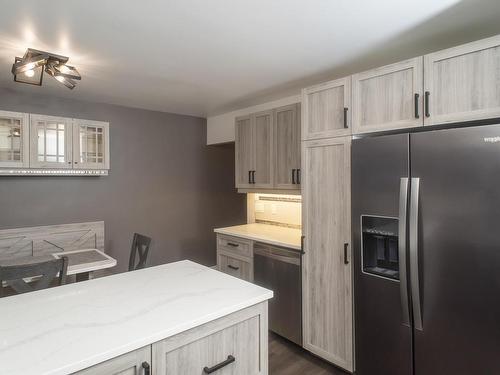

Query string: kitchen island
0 260 273 375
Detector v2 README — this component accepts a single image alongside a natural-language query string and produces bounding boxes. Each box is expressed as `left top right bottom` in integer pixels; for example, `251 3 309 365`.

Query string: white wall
206 94 301 145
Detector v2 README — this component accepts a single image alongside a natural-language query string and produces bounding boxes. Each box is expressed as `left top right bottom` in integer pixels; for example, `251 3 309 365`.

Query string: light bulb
24 69 35 77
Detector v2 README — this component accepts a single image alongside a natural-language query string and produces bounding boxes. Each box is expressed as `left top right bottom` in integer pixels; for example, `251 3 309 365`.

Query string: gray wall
0 87 246 272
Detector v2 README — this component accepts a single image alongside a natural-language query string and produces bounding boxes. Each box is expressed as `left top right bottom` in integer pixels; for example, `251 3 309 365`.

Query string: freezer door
352 133 412 375
411 125 500 375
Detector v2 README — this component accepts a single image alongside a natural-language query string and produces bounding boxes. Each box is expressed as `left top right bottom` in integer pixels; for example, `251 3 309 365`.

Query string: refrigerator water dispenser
361 215 399 280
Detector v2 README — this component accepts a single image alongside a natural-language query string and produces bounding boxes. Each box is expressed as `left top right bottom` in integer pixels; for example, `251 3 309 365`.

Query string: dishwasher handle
254 244 301 266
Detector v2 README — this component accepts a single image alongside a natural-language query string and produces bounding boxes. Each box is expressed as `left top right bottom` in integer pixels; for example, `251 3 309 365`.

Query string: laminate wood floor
269 332 349 375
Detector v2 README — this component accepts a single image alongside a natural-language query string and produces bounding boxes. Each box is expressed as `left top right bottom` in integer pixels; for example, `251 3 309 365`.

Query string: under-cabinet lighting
0 169 108 176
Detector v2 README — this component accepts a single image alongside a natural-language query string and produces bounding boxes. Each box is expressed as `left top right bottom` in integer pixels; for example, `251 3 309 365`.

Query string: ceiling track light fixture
11 48 81 89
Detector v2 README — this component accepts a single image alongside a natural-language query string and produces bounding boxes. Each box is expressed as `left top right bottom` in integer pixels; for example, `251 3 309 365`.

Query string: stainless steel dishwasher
253 242 302 345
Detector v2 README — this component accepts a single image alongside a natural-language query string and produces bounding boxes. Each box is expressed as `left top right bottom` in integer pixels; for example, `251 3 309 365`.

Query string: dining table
0 248 117 283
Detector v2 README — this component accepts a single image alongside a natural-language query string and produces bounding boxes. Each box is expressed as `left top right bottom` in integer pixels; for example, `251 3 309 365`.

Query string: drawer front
218 253 253 282
160 316 261 375
217 234 253 258
74 346 151 375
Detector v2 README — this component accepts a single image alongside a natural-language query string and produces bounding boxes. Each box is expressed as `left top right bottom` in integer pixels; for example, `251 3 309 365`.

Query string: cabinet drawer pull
425 91 430 118
142 361 150 375
226 242 239 247
343 107 348 128
292 169 296 184
227 265 240 270
203 355 235 374
414 93 420 119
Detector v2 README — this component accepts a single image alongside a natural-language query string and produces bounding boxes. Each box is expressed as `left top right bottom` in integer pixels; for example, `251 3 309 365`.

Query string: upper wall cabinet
73 119 110 170
352 57 424 134
302 77 351 140
0 111 110 176
0 110 29 168
424 34 500 126
235 111 273 189
253 110 274 188
235 115 254 189
235 105 301 192
30 114 73 169
274 104 301 189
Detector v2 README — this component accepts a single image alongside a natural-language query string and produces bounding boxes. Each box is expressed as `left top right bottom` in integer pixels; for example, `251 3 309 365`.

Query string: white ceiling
0 0 500 117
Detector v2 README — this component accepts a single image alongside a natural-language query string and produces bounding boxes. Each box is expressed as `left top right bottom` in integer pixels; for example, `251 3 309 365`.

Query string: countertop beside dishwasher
214 223 302 250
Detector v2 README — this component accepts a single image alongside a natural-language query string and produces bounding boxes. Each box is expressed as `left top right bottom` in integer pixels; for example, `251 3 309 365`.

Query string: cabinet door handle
292 169 296 184
203 355 236 374
251 170 256 184
300 235 305 254
248 170 251 184
297 169 301 185
414 93 420 119
343 107 349 128
344 243 349 265
142 361 150 375
425 91 430 118
227 265 240 271
226 242 239 247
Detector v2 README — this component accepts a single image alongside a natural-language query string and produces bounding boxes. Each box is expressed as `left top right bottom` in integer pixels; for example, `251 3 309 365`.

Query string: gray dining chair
0 257 68 297
129 233 152 271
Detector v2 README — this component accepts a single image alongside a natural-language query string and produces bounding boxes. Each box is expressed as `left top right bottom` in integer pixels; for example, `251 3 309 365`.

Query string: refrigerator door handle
410 177 423 331
399 177 410 326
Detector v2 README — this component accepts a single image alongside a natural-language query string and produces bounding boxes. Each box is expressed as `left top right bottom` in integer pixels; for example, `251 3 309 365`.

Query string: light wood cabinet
76 303 268 375
302 136 353 372
253 110 273 188
74 346 151 375
218 252 253 282
153 304 267 375
73 119 110 170
235 112 273 189
235 115 254 188
352 57 424 134
424 34 500 126
30 114 73 169
216 234 253 282
302 77 351 140
0 110 29 168
274 104 301 189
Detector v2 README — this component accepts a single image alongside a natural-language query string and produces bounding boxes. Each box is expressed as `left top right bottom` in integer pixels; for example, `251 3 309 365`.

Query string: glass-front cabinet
0 110 29 168
0 112 110 175
30 115 73 168
73 119 110 169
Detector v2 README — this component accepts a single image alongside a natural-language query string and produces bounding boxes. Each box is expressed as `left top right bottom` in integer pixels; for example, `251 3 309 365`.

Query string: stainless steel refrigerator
352 124 500 375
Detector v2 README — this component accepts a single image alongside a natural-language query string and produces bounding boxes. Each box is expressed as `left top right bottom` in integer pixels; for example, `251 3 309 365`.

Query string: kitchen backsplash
248 193 301 229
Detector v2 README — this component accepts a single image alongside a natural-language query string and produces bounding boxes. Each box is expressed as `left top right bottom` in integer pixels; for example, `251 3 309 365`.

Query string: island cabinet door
74 345 151 375
152 302 268 375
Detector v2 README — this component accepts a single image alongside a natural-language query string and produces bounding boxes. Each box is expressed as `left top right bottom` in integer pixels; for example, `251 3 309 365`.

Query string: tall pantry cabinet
301 80 354 372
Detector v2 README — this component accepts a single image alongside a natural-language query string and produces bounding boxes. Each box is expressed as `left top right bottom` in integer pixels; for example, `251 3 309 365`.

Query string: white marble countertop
214 223 302 250
0 260 273 375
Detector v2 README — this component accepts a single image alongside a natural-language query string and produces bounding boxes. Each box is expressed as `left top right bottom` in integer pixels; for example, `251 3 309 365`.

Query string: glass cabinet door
0 110 29 168
30 115 73 168
72 119 110 169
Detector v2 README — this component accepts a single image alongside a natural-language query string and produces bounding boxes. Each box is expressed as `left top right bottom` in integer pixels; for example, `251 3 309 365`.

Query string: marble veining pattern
0 260 273 375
